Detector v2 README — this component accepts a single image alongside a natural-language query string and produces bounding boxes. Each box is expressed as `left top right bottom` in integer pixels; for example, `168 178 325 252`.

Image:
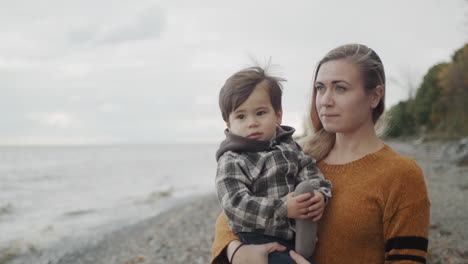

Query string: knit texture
211 144 430 264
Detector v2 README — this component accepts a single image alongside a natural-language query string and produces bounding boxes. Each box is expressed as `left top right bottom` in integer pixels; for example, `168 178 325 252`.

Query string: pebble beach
4 140 468 264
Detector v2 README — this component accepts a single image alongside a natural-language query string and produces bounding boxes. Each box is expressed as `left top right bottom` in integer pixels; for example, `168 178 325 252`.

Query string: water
0 144 218 257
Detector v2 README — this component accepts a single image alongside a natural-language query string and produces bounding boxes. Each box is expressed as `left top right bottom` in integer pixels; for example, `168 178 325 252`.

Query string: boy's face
227 85 282 141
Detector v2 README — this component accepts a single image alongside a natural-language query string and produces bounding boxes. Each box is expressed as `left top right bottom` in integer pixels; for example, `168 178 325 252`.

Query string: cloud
65 4 167 45
195 95 217 106
0 2 167 64
98 103 124 113
96 6 166 44
0 0 467 145
24 111 76 129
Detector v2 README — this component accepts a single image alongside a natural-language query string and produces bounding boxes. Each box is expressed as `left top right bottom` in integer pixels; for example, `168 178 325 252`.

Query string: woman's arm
211 213 287 264
383 161 430 264
383 199 430 264
211 213 239 263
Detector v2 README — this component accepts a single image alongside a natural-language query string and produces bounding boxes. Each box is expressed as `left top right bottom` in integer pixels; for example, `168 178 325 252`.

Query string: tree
434 44 468 136
386 101 416 138
411 63 447 129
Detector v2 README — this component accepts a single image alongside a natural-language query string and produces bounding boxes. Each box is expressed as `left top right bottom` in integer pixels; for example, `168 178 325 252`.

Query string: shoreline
5 193 221 264
5 140 468 264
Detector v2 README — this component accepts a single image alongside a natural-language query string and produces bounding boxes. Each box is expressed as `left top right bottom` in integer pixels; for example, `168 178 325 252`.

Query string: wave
63 209 96 217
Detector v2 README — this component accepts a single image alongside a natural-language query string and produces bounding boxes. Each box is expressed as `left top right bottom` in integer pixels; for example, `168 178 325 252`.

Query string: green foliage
451 43 468 63
434 44 468 137
386 43 468 138
386 101 416 138
411 63 447 128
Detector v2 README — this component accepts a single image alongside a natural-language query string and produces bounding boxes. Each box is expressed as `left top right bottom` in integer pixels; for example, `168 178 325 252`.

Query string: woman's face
314 59 378 134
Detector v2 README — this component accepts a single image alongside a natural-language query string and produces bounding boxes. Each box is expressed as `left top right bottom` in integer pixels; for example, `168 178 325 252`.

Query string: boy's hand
286 192 314 219
305 190 326 222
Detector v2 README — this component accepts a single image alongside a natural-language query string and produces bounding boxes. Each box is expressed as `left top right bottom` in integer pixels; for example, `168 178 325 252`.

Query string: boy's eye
237 114 245 120
257 111 266 116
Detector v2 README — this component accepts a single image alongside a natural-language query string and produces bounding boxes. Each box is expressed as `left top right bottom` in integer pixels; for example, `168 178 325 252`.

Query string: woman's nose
319 89 334 107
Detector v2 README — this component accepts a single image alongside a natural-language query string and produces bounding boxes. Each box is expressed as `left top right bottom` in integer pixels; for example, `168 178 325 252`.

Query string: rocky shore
5 140 468 264
388 140 468 263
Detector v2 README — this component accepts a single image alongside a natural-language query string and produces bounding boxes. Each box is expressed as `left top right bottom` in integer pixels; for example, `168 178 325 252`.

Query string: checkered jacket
215 126 332 240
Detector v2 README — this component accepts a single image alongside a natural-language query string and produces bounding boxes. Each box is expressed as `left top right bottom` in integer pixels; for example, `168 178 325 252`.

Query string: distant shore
5 140 468 264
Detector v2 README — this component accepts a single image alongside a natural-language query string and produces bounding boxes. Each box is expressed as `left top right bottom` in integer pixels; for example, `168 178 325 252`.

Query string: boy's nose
248 117 259 128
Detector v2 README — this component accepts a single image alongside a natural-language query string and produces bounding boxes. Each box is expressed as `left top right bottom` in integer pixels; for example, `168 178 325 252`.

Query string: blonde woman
211 43 430 264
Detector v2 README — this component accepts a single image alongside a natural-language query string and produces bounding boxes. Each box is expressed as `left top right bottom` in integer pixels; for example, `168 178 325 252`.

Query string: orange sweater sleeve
211 212 240 264
383 160 431 263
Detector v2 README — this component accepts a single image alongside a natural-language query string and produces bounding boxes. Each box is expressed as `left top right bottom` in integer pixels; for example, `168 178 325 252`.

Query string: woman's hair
302 43 386 161
219 66 285 122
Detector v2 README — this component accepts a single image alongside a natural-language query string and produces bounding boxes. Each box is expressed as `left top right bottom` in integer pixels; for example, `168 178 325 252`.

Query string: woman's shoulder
382 145 423 176
378 145 429 212
378 145 427 192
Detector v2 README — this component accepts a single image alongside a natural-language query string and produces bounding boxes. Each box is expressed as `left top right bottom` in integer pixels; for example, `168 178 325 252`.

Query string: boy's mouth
247 132 263 139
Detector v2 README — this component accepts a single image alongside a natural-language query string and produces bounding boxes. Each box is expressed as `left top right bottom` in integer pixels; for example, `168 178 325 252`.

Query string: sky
1 0 467 145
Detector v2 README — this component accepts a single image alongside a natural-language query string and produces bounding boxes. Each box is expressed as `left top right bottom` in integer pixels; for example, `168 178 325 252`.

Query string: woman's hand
289 250 311 264
227 240 286 264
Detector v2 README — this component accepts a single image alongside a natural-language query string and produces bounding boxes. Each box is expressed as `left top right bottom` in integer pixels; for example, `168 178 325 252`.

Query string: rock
441 138 468 166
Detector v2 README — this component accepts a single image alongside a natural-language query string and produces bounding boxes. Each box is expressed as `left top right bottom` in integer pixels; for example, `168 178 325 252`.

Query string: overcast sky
1 0 467 145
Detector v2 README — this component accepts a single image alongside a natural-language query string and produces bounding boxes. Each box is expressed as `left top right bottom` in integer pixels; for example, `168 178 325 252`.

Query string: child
215 66 332 264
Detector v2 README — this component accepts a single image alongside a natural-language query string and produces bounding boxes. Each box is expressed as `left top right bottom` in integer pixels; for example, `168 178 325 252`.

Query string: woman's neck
324 123 384 164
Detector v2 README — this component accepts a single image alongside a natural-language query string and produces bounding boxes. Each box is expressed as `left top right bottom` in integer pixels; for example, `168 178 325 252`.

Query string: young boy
215 66 332 263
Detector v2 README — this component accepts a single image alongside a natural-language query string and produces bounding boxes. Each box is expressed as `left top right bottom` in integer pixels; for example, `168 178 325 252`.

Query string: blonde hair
302 44 386 161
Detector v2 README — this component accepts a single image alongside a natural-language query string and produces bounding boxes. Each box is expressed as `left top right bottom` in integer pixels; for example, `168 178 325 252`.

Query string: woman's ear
370 85 384 108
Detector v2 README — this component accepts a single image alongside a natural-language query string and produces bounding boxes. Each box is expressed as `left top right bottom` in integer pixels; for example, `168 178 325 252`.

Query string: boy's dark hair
219 66 285 122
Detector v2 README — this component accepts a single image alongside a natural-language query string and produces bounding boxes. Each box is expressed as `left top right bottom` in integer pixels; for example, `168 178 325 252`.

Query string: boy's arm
295 145 332 201
216 154 287 230
286 192 315 219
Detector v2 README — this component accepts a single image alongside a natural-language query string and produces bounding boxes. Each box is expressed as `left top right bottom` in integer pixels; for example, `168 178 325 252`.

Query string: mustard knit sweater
211 144 430 264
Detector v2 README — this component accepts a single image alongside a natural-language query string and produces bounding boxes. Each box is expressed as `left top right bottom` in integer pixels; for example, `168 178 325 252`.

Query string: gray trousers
294 181 318 259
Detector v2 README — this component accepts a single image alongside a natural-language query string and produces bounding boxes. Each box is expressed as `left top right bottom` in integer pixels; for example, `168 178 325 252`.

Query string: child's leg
237 232 296 264
294 181 318 259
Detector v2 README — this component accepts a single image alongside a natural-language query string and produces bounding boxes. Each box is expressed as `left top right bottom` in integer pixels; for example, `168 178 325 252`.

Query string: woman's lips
322 114 339 118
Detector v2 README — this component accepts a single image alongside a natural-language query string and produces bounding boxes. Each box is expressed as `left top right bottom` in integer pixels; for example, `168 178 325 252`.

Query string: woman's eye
336 86 346 91
315 86 324 92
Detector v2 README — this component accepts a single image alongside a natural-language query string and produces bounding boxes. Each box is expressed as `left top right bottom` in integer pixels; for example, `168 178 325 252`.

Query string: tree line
386 43 468 139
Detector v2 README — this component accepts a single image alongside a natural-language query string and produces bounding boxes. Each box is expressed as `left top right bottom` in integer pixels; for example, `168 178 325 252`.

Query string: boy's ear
276 109 283 125
226 122 230 129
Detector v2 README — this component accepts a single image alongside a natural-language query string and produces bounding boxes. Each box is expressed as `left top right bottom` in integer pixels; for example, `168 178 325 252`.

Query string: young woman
211 44 430 264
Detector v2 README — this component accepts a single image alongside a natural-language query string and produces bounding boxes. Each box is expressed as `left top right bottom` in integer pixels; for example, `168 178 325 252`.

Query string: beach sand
6 140 468 264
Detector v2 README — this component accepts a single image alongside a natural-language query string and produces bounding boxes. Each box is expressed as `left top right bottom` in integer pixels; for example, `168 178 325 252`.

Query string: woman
211 44 430 264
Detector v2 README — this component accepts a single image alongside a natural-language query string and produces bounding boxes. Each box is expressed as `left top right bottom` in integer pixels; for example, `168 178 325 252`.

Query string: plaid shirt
216 126 332 240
